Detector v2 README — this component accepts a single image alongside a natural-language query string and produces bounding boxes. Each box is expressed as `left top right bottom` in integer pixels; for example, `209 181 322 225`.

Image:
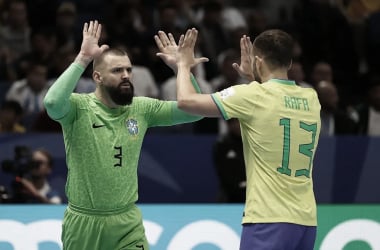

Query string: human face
30 151 51 178
96 54 135 106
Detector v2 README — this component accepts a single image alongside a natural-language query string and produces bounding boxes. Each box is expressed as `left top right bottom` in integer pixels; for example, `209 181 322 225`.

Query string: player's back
241 79 321 225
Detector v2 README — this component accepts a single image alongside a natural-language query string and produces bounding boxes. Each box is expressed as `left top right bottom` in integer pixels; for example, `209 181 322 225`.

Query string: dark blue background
1 134 379 204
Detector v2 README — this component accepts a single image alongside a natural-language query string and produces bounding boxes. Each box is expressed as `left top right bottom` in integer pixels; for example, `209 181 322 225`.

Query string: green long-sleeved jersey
44 63 201 210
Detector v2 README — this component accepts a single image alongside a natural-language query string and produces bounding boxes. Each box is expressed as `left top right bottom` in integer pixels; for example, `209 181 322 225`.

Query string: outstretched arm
44 20 109 120
176 28 221 117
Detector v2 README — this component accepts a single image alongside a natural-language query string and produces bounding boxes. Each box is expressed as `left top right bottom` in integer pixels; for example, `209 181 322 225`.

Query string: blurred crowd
0 0 379 136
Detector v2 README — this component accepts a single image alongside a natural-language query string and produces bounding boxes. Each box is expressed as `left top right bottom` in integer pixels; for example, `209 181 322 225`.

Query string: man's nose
121 69 130 79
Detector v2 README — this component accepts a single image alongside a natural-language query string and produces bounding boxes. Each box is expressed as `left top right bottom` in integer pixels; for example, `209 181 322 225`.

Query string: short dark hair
253 29 294 70
93 48 129 71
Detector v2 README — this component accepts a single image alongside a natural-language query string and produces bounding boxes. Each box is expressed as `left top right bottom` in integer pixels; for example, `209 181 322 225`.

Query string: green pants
62 203 149 250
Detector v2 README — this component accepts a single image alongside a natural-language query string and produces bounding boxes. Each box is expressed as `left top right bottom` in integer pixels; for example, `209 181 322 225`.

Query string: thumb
156 52 170 61
100 44 110 52
194 57 209 64
232 63 242 73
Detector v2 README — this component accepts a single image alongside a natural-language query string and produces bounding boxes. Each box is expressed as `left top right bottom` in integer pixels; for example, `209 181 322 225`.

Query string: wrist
74 53 93 68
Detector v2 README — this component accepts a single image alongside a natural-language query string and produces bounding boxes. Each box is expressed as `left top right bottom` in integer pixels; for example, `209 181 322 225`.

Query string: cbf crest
126 119 138 135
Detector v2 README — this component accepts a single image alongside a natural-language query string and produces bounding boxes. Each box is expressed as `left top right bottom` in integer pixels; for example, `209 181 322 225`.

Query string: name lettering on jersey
284 96 310 111
126 119 139 135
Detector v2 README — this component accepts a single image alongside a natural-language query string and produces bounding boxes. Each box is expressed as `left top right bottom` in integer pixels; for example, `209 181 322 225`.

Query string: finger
83 22 88 35
154 35 165 50
88 21 94 35
190 28 198 49
158 31 171 46
93 20 99 36
185 29 194 48
168 33 177 46
178 34 185 47
183 29 192 46
95 22 102 38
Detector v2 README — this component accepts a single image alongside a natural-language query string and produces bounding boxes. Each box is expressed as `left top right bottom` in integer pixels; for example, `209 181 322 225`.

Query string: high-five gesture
232 35 255 81
155 28 208 72
155 31 180 72
176 28 209 68
75 20 109 67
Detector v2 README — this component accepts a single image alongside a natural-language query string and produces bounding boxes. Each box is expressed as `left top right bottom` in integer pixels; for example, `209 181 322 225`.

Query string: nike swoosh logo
136 244 144 249
92 123 105 128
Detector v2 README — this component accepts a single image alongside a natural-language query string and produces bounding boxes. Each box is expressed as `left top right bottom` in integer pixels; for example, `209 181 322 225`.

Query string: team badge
219 87 235 100
126 119 138 135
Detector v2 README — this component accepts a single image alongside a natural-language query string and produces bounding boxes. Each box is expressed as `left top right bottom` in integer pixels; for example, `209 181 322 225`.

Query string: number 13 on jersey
277 117 318 178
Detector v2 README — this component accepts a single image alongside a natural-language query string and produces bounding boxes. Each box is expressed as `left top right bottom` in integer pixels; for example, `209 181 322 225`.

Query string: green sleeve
168 74 202 124
170 101 202 124
190 74 202 93
43 63 85 120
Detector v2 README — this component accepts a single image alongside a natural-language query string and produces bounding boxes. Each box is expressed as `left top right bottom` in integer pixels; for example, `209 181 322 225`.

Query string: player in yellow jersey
158 28 321 249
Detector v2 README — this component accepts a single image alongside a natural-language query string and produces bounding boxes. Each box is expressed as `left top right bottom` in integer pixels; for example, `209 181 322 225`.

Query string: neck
261 72 288 82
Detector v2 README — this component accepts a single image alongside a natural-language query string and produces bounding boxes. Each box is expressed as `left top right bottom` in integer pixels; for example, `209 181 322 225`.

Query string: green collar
269 79 296 86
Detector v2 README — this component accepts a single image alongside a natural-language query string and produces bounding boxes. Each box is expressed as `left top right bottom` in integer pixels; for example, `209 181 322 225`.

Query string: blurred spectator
5 61 50 130
158 68 212 133
309 61 333 87
14 26 57 79
49 49 94 93
210 49 245 135
315 80 357 136
352 75 380 136
246 8 269 38
132 65 160 98
55 1 80 53
104 0 148 66
339 0 380 22
196 0 230 80
146 2 186 84
31 109 61 132
0 0 31 82
0 100 25 133
13 148 62 204
0 0 31 61
213 118 246 203
211 49 245 91
288 61 313 88
161 73 212 101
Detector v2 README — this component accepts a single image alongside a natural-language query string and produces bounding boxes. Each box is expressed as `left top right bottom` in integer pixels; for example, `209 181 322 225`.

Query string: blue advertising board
0 205 380 250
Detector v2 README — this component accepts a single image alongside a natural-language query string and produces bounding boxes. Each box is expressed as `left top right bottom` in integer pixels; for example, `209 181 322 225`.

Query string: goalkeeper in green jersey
44 20 207 250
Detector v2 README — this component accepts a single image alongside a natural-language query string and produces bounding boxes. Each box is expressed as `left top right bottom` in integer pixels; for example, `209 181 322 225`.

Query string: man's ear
92 71 102 84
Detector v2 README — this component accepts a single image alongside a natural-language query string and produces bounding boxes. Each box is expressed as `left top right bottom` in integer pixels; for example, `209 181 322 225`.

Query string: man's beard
105 80 135 105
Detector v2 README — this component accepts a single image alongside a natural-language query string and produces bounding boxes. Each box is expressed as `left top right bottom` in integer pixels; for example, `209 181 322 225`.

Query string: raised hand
232 35 255 81
176 28 209 68
76 20 109 67
154 31 179 72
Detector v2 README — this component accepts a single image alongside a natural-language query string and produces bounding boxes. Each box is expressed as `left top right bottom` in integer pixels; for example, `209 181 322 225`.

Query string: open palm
79 20 109 61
